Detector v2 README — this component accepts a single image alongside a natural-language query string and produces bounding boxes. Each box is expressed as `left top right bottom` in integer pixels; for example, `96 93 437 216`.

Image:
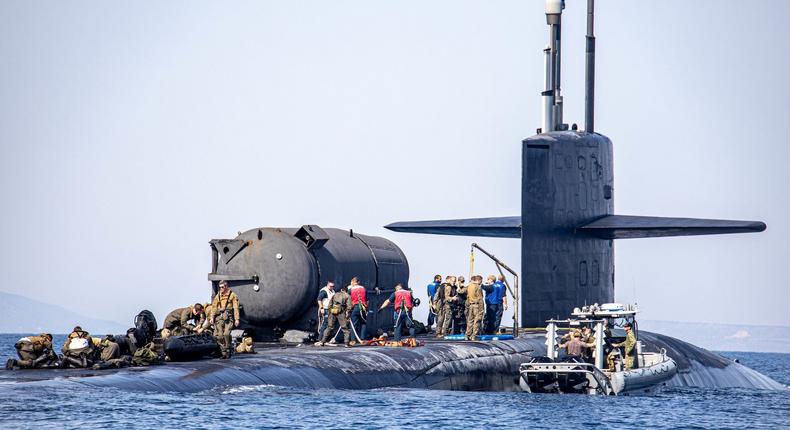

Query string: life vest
350 285 366 306
320 286 335 309
394 289 413 311
213 291 238 321
366 336 388 346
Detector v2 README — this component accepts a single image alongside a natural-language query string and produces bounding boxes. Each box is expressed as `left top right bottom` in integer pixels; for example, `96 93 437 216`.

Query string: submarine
1 0 784 393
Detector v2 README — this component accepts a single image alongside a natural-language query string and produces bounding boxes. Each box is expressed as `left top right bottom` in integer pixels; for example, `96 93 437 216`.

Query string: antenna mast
585 0 595 133
542 0 565 133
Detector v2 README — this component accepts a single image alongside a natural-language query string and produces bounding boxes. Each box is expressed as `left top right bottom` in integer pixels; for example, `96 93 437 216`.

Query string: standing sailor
453 276 467 335
558 332 588 358
460 275 485 340
608 322 637 370
483 275 508 334
378 283 415 341
211 280 240 359
318 285 353 347
425 274 442 332
434 276 457 338
580 326 596 362
316 281 335 340
348 277 368 342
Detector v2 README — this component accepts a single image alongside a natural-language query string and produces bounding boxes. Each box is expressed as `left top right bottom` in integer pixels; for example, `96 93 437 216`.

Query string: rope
393 307 414 339
348 315 364 344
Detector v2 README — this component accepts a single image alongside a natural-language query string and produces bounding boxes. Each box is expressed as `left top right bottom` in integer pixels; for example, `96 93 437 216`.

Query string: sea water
0 334 787 429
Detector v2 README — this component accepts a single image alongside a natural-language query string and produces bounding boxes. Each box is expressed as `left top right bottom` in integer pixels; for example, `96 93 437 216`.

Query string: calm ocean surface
0 334 787 429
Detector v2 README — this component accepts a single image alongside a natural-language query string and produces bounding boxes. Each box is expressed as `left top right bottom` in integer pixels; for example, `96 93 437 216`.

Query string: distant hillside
640 320 790 353
1 291 127 334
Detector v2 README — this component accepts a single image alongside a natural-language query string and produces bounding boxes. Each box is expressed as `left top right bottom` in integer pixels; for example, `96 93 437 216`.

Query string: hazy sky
1 1 788 327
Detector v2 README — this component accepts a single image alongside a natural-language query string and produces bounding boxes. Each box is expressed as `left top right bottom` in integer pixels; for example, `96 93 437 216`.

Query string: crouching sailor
211 281 240 359
92 335 132 369
378 283 415 341
62 326 96 368
163 303 206 336
6 333 58 369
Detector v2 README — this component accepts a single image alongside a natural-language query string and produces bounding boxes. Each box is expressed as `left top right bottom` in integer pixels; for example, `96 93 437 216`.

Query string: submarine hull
1 332 782 393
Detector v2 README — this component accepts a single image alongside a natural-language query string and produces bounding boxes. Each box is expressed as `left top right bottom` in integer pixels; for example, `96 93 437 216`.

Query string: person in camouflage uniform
460 275 484 340
5 334 58 369
211 281 240 359
318 285 353 347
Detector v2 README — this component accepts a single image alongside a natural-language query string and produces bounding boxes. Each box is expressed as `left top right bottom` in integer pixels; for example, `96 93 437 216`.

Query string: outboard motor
524 356 558 393
120 310 158 355
555 356 590 393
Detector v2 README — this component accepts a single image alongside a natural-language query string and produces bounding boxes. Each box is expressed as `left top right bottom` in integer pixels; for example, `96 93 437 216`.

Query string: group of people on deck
315 277 416 347
426 274 509 341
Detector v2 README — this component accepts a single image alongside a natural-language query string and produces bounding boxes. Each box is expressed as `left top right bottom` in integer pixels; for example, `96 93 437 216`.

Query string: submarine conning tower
522 131 614 325
208 225 409 340
384 0 766 327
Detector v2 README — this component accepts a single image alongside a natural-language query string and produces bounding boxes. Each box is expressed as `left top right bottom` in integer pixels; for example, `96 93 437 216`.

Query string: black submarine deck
1 332 782 393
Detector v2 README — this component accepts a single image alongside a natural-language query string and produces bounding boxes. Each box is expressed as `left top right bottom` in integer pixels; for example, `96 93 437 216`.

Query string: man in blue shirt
483 275 508 334
425 274 441 333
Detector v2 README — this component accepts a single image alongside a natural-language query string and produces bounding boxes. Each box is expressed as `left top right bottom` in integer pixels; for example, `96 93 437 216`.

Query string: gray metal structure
208 225 409 339
384 0 766 326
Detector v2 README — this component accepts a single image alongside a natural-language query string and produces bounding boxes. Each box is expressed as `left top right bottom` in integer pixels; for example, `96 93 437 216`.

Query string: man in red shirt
348 277 368 342
379 283 415 341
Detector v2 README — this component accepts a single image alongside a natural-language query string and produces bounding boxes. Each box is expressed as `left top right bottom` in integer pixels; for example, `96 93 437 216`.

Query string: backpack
132 342 161 366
